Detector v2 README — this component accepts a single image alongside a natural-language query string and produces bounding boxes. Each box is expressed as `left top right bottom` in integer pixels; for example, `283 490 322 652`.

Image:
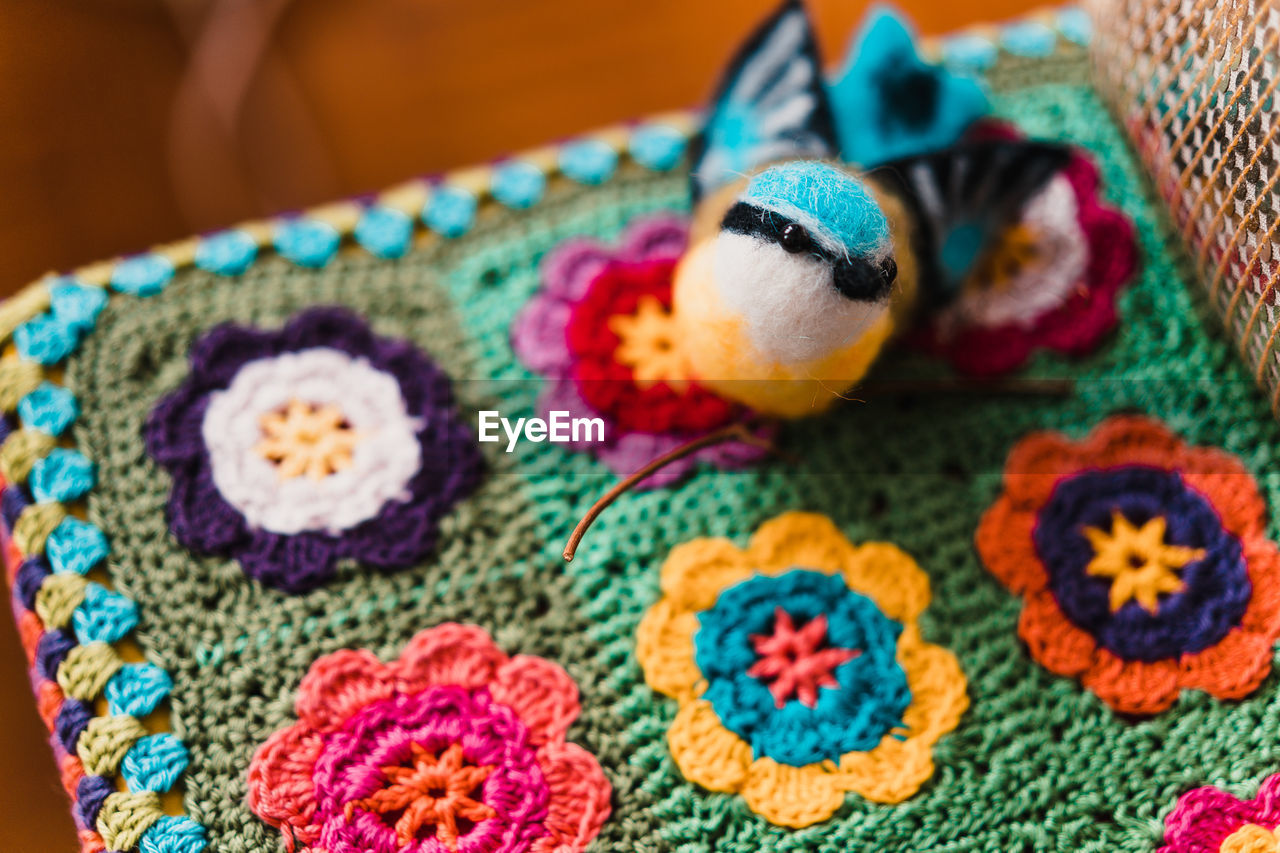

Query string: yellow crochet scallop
745 512 861 575
658 537 754 611
668 700 751 792
637 511 969 828
842 541 931 625
740 758 848 829
1220 824 1280 853
635 598 702 701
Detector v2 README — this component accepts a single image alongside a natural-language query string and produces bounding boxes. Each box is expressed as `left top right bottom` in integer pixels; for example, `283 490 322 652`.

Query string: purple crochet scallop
144 307 482 594
511 215 772 488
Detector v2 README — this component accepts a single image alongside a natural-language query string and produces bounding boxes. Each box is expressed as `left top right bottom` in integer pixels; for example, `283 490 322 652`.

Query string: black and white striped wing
874 139 1073 301
688 0 838 203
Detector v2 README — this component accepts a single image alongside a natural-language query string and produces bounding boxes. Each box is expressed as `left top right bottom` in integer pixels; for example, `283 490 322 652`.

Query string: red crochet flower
977 415 1280 715
913 121 1138 375
246 623 610 853
564 255 735 435
511 216 770 487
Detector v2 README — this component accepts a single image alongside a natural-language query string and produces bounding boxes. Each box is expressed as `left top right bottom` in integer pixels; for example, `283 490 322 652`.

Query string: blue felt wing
829 5 988 167
688 0 838 203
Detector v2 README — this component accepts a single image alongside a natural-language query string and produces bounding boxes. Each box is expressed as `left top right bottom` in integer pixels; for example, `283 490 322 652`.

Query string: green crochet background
63 44 1280 852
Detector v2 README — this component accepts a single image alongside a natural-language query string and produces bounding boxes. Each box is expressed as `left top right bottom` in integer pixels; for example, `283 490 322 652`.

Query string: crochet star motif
1083 511 1206 613
748 608 861 708
348 742 496 849
608 296 691 391
255 398 360 481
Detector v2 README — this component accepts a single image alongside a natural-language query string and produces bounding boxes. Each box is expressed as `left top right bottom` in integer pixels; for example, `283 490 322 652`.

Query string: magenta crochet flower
247 623 611 853
511 215 770 488
144 308 482 594
910 121 1138 375
1160 774 1280 852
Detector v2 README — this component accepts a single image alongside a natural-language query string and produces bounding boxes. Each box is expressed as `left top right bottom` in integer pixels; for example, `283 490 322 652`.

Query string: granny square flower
911 121 1139 375
246 623 611 853
636 512 967 828
977 415 1280 715
144 307 483 594
1160 774 1280 852
511 215 771 487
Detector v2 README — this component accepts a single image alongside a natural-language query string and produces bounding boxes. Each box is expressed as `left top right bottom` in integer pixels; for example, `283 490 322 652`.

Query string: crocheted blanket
5 10 1280 853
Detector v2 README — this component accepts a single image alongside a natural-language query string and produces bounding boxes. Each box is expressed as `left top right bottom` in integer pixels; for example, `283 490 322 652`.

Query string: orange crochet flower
977 415 1280 715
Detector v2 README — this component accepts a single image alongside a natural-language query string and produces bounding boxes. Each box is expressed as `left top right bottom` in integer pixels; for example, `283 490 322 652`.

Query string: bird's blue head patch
742 161 891 259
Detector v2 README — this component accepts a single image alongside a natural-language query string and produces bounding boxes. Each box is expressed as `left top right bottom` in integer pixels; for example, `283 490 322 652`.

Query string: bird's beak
832 255 897 302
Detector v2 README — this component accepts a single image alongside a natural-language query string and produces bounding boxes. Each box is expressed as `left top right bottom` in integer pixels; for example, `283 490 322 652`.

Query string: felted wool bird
672 0 1074 417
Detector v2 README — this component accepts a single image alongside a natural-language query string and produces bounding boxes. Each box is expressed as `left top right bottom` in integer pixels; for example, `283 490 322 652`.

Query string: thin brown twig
561 375 1072 560
562 421 777 562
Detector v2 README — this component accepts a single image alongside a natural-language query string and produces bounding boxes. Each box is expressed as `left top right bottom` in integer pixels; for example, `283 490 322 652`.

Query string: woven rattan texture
51 47 1280 853
1091 0 1280 411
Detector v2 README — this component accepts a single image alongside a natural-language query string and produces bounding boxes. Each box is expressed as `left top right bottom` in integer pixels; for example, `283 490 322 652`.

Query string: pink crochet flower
246 624 611 853
1160 774 1280 852
911 121 1138 375
511 215 770 488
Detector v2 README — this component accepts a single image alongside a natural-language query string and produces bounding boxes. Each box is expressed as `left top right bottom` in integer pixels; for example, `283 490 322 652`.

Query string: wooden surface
0 2 1040 850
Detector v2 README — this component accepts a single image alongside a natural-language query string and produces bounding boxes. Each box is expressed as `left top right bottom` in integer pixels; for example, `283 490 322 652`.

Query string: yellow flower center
255 398 361 481
966 223 1041 293
1082 511 1205 613
1220 823 1280 853
608 296 691 391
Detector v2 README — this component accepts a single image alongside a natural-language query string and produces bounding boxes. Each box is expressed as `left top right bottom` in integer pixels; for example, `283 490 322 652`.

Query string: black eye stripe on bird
720 201 897 302
722 202 828 260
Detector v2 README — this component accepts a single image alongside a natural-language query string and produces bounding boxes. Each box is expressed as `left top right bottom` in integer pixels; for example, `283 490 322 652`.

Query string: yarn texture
976 415 1280 715
511 216 771 487
6 18 1280 853
143 307 483 593
636 512 966 827
245 623 611 853
910 120 1138 373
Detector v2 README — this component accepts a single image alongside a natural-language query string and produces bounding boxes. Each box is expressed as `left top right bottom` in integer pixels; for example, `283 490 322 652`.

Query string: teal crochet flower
830 5 988 166
695 569 911 766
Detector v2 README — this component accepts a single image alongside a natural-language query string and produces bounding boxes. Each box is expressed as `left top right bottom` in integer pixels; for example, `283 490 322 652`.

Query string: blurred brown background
0 1 1038 849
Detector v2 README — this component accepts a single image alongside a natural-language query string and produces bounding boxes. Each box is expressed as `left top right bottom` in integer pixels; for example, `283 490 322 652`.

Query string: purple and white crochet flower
145 307 482 594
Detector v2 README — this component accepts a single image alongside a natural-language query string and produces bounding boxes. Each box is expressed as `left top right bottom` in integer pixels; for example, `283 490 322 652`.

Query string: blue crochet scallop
73 583 138 645
105 663 174 718
423 186 478 238
274 219 341 268
195 230 259 276
355 206 414 259
629 124 687 171
559 139 619 185
49 279 108 331
111 254 176 296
